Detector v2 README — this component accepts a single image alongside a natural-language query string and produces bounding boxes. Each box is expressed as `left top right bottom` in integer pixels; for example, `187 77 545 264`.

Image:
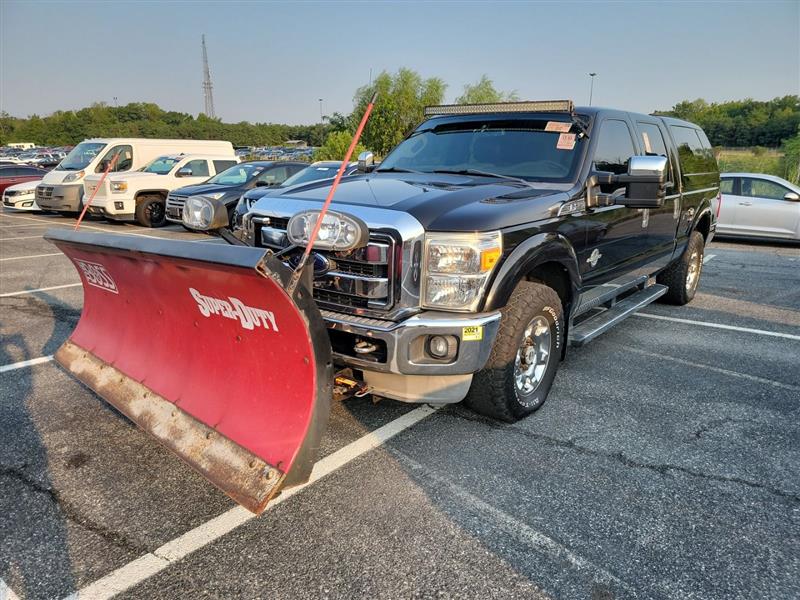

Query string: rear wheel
465 281 563 422
657 230 704 305
135 195 167 228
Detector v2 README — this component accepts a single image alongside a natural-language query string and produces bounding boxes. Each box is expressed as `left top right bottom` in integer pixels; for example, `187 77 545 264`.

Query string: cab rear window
669 126 717 175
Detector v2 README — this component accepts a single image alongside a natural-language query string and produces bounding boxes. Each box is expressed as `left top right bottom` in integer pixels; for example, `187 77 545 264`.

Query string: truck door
634 120 679 268
580 118 652 283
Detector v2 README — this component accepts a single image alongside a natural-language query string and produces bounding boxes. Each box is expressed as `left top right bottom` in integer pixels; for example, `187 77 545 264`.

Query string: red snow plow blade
45 229 332 514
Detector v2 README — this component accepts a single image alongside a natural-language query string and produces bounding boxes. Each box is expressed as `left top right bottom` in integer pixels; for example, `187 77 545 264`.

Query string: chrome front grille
36 186 53 201
255 219 396 312
166 194 188 219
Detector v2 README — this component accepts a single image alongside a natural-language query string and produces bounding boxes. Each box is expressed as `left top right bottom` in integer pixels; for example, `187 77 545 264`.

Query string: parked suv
193 100 719 419
230 161 359 234
166 160 306 227
85 154 239 227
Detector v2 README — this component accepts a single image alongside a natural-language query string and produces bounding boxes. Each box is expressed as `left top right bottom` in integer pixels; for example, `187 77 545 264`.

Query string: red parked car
0 165 50 195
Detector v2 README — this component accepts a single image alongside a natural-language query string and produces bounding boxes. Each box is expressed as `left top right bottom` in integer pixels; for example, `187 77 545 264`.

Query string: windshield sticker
190 288 279 332
545 121 572 133
556 133 576 150
642 132 653 153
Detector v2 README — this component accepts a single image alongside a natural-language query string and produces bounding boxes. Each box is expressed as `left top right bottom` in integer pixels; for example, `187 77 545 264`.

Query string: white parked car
714 173 800 242
2 179 42 211
84 153 239 227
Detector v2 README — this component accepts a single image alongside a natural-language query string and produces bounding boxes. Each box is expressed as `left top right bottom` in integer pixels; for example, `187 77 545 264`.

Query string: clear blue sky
1 1 797 124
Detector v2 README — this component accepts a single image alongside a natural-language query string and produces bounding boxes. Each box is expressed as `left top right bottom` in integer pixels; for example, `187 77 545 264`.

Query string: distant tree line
654 96 798 148
2 76 797 166
0 102 330 147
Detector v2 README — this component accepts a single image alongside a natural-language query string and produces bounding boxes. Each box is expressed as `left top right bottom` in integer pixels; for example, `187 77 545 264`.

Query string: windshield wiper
375 167 424 174
430 169 531 186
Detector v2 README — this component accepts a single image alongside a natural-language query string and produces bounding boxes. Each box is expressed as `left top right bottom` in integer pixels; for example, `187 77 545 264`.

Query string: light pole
588 73 597 106
318 98 324 122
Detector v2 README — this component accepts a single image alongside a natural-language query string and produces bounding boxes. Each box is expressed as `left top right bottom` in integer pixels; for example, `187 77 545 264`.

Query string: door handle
738 202 752 206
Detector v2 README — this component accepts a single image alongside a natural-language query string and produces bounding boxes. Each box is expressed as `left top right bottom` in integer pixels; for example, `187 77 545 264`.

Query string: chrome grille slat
257 222 396 311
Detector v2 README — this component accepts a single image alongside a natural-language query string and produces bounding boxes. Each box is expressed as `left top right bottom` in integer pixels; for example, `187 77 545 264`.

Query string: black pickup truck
190 100 719 421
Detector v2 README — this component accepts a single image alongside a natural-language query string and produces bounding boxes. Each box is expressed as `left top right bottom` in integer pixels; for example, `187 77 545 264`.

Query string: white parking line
0 235 49 241
703 254 716 264
0 283 82 298
64 405 439 600
0 252 64 262
0 355 54 374
634 313 800 341
0 579 21 600
0 223 51 229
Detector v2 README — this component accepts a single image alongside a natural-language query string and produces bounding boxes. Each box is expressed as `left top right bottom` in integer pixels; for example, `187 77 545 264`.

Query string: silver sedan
714 173 800 242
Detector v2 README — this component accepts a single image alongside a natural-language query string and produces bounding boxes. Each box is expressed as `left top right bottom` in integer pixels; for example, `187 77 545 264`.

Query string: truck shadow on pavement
0 323 76 599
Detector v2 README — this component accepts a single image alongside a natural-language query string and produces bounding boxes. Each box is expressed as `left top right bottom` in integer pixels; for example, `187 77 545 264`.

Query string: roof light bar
424 100 574 117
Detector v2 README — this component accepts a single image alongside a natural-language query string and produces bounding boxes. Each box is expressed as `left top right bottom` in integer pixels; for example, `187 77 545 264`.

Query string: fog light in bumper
114 201 125 210
427 335 458 360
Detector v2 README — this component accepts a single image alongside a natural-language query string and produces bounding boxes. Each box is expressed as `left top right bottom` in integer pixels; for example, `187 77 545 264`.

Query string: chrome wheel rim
514 315 552 401
686 250 702 293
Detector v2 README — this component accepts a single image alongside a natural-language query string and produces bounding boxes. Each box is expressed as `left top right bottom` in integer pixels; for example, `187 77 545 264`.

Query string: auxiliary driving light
287 210 369 251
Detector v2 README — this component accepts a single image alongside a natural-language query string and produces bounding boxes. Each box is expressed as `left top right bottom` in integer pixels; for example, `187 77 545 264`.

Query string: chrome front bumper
322 308 501 376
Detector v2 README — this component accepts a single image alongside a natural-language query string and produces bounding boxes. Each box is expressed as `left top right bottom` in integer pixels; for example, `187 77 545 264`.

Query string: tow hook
354 339 379 355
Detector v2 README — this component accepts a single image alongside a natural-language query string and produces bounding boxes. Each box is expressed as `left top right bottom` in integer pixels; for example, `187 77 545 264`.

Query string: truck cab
85 153 239 227
200 100 719 419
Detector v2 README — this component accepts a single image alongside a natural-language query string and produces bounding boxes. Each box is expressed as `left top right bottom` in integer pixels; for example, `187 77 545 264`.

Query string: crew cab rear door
633 119 680 267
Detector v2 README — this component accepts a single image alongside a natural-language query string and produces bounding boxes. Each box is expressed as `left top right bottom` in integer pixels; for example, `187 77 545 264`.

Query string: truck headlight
286 210 369 251
182 196 229 231
110 181 128 193
63 170 85 183
422 231 502 311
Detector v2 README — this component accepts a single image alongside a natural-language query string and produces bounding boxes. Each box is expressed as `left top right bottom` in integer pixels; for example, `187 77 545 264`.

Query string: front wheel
465 281 564 422
134 195 167 228
657 230 704 305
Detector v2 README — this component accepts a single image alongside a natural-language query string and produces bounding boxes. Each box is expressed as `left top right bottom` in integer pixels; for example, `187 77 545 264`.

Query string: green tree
780 132 800 184
456 75 519 104
313 130 366 161
655 96 799 147
352 68 446 156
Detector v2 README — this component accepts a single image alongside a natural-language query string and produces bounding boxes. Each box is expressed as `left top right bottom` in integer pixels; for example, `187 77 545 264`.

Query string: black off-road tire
657 230 705 305
134 195 167 228
464 281 564 422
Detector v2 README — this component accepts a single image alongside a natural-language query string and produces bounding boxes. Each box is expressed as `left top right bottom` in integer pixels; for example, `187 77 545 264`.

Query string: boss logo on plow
75 259 118 294
189 288 279 332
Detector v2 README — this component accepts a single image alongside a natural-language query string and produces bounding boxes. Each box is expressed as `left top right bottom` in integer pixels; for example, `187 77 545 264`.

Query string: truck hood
260 173 573 231
171 183 238 196
87 171 163 184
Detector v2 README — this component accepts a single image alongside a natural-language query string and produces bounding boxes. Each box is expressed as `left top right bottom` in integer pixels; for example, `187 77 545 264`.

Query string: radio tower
201 34 216 119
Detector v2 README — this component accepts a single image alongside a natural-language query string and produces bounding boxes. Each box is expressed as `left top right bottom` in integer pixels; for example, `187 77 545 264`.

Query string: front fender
483 232 581 314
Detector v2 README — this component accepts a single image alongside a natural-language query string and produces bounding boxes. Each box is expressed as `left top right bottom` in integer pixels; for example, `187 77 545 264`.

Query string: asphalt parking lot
1 210 798 600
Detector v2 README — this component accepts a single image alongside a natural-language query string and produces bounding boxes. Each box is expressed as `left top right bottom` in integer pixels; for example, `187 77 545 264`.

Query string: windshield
206 163 264 185
141 156 181 175
378 118 584 182
58 142 107 171
281 164 341 187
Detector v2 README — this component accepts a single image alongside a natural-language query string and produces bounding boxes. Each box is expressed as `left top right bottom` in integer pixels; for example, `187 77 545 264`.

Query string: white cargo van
36 138 235 214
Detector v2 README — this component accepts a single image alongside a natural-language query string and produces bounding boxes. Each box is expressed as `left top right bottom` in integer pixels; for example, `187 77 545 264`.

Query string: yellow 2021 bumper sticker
462 325 483 341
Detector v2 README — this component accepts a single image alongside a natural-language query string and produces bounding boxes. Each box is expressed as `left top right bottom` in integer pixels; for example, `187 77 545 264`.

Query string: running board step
569 284 667 347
